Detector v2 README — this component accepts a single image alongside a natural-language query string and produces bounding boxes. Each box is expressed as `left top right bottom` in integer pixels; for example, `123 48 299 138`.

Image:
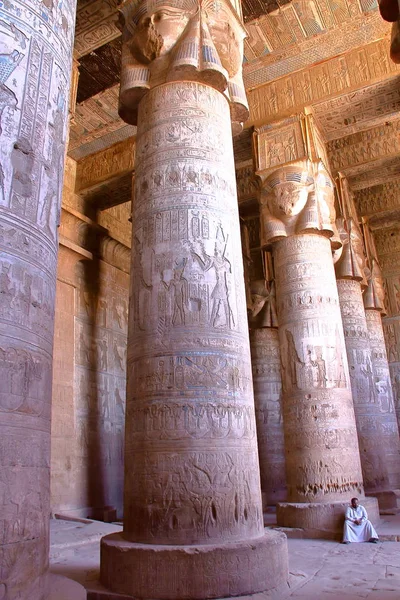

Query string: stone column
0 2 85 600
248 253 286 507
372 224 400 433
100 3 288 599
336 216 400 500
255 117 378 535
363 259 400 509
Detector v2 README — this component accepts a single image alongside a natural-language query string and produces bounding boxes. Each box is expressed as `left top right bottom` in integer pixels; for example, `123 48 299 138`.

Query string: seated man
343 497 379 544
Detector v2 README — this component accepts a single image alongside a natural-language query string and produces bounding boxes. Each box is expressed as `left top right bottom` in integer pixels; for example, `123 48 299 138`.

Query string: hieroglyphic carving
121 80 265 554
68 85 137 158
250 323 286 505
255 117 307 172
236 163 260 205
76 136 136 191
374 225 400 258
366 309 399 427
328 119 400 173
74 0 120 57
382 272 400 318
247 36 399 126
273 234 364 503
312 76 400 141
0 0 76 593
129 401 255 441
348 157 400 190
354 179 400 218
124 449 262 545
244 9 388 86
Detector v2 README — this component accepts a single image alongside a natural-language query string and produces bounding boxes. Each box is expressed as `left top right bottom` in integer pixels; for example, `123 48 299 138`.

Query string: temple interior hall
1 0 400 598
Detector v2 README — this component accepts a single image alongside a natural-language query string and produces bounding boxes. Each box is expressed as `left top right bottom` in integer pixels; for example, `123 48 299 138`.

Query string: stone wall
51 157 131 519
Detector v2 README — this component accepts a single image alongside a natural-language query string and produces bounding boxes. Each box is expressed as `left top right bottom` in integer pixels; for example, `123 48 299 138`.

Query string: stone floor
50 516 400 599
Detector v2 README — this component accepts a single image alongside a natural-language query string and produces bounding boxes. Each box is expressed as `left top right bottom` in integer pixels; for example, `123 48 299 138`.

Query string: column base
366 490 400 512
262 490 287 510
100 530 288 600
276 497 380 540
48 574 87 599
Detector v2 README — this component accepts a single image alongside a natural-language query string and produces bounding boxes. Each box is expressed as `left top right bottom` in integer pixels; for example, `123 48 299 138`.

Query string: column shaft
366 310 400 483
338 279 400 492
251 327 286 505
125 82 261 544
275 235 364 503
0 0 77 597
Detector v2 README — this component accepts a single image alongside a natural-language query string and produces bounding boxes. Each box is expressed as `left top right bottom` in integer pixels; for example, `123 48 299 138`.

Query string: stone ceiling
69 0 400 217
70 1 393 160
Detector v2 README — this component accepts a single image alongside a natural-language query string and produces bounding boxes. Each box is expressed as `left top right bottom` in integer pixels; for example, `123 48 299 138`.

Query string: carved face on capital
128 6 194 63
371 261 386 306
349 222 366 272
269 182 308 218
123 0 244 76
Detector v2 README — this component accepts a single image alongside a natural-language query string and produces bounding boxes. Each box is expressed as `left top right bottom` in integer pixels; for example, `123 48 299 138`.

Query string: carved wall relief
73 258 129 518
247 36 399 127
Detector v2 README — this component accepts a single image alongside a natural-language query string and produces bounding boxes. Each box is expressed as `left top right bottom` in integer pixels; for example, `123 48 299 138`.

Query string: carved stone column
100 3 288 599
363 259 400 509
371 224 400 437
0 2 85 600
255 117 378 536
248 253 286 507
336 217 400 504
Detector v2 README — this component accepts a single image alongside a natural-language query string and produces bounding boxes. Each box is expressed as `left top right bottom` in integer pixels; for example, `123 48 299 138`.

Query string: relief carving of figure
133 233 153 330
117 0 248 126
190 238 234 329
162 258 188 326
282 329 304 391
312 348 327 388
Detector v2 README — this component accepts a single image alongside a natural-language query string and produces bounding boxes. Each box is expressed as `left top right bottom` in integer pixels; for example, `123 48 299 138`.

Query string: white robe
343 505 378 543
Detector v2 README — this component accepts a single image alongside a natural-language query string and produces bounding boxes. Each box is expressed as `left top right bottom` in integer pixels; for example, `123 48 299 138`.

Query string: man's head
351 497 359 508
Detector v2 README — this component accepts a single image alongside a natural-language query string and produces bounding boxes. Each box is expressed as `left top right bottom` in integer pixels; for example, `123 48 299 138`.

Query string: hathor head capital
117 0 249 126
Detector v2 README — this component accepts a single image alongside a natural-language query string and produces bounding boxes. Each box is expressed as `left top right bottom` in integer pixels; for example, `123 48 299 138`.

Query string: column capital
362 218 388 313
364 259 387 313
117 0 248 126
335 217 367 283
249 279 278 328
254 114 337 247
247 249 278 329
258 162 336 246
